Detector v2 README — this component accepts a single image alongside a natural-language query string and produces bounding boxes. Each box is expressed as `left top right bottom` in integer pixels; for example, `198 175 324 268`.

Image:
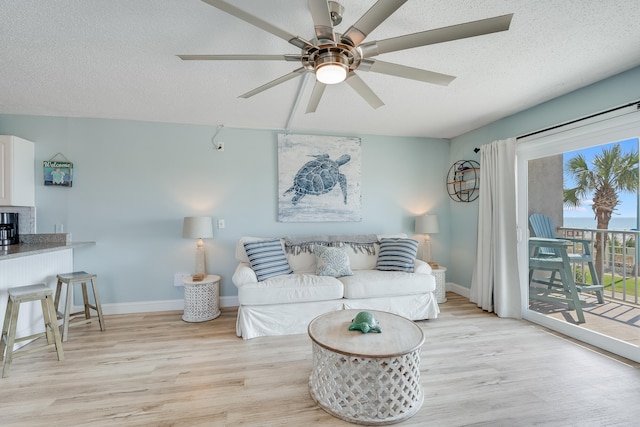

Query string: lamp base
422 235 433 263
194 245 207 278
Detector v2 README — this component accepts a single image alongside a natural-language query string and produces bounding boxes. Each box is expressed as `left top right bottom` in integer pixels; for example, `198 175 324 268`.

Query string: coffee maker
0 213 19 246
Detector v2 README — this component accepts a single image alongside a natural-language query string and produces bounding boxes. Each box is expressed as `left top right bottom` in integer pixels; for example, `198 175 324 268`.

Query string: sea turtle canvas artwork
278 134 362 222
284 153 351 205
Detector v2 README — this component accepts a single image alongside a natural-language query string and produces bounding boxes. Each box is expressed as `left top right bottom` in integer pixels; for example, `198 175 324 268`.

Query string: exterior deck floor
529 295 640 346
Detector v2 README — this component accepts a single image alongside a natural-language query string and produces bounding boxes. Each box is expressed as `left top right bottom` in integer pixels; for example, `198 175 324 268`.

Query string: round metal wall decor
447 160 480 202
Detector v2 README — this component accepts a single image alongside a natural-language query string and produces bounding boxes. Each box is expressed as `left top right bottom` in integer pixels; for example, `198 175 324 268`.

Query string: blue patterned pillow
375 238 419 272
314 245 353 277
244 239 292 281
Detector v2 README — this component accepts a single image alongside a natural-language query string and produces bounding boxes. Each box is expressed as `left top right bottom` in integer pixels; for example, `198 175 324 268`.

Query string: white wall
0 116 450 307
449 65 640 289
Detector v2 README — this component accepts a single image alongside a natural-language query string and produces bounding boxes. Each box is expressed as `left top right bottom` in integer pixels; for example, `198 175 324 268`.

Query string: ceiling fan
178 0 513 113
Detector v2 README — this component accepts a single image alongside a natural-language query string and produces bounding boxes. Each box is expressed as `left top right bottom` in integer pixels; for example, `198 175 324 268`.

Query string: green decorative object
348 311 382 334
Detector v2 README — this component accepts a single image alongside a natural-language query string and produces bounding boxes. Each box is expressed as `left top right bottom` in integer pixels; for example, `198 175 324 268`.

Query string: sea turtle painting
349 311 382 334
283 153 351 205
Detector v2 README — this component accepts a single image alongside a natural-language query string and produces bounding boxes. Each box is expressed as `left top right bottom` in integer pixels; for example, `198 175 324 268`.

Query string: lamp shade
415 215 440 234
182 216 213 239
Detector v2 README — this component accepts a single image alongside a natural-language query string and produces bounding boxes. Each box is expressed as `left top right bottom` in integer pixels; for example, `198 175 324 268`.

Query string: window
517 104 640 363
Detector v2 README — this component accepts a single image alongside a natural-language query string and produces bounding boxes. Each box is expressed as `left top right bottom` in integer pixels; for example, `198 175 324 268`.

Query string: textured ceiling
1 0 640 139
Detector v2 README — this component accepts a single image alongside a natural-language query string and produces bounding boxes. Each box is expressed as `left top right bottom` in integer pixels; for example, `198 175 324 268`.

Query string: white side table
182 274 221 322
432 266 447 303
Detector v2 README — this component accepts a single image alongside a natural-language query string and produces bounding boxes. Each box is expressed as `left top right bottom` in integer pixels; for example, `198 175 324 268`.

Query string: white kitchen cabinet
0 135 35 206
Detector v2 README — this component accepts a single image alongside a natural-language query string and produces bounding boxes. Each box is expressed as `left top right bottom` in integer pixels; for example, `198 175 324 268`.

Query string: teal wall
3 65 638 305
0 116 450 305
449 66 640 288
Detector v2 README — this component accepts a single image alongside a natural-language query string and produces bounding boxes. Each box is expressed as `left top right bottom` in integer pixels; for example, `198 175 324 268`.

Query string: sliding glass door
517 107 640 363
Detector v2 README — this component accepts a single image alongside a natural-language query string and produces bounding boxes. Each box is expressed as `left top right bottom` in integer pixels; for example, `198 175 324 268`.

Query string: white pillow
345 244 379 270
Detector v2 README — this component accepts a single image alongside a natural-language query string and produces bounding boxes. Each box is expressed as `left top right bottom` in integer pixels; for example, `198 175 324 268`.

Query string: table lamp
415 214 439 266
182 216 213 281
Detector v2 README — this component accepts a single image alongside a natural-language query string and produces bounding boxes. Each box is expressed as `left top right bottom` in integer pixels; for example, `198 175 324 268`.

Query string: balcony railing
557 226 639 304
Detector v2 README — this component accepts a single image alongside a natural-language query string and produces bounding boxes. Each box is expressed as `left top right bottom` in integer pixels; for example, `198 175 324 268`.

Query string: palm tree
564 143 638 278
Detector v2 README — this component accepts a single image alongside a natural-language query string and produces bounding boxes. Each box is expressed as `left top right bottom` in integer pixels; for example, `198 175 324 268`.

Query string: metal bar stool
1 284 65 378
54 271 105 342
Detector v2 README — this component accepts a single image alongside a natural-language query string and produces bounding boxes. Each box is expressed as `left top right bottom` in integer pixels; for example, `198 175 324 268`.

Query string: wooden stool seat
1 284 65 378
55 271 105 342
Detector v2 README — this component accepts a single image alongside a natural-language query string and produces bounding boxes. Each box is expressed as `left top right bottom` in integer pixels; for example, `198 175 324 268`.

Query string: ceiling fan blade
360 59 455 86
305 80 327 113
201 0 313 49
239 67 308 99
341 0 407 47
360 13 514 57
308 0 335 42
178 54 301 61
345 73 384 109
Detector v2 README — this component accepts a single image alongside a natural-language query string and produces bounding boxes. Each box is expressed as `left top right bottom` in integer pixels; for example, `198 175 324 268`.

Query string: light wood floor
1 294 639 426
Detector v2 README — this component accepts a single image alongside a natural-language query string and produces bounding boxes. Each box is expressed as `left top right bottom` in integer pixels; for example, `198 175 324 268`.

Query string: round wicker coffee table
308 310 425 425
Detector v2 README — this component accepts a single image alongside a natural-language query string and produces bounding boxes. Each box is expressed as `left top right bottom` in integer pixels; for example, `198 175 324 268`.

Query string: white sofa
231 235 439 339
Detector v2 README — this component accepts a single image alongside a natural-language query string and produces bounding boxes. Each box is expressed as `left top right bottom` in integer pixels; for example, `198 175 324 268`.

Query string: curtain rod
516 100 640 140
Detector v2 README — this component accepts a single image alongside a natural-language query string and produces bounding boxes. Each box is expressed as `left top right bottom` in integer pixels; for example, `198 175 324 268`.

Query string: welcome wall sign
43 153 73 187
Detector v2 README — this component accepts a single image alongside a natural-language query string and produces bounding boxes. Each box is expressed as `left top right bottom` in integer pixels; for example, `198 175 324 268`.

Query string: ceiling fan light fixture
316 63 347 84
315 51 349 84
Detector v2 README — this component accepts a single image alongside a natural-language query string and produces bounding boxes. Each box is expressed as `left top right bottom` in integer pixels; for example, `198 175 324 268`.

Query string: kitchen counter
0 241 95 260
0 233 95 261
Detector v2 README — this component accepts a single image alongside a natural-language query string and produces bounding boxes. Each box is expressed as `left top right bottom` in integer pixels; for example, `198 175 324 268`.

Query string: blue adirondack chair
529 213 604 303
529 237 586 323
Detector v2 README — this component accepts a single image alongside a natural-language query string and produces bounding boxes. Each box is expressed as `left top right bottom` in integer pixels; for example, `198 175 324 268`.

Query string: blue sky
563 137 639 218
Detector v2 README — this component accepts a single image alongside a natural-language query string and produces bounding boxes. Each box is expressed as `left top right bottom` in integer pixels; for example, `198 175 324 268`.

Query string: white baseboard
76 296 240 316
445 282 470 299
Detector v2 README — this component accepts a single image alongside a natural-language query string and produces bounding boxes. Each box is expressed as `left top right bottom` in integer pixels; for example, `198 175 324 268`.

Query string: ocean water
564 217 638 230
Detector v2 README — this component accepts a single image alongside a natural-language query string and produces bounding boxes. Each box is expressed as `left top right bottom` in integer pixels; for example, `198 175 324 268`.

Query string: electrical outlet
216 142 224 151
217 219 225 229
174 273 191 286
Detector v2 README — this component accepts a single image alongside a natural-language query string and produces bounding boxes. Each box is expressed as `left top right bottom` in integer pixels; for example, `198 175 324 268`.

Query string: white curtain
470 138 521 317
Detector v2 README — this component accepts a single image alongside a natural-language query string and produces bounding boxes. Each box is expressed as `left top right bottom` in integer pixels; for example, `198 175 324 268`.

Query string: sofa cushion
314 246 353 277
244 239 292 281
375 238 419 272
339 270 435 299
286 250 317 274
343 243 378 270
238 274 343 305
345 234 408 270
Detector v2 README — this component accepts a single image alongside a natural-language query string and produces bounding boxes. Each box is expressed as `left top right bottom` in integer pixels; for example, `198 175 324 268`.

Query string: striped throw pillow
244 239 292 281
375 238 419 272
